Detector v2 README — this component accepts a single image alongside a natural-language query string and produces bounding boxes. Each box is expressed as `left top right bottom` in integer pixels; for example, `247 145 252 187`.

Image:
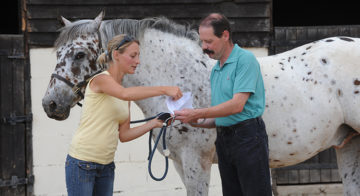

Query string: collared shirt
210 44 265 126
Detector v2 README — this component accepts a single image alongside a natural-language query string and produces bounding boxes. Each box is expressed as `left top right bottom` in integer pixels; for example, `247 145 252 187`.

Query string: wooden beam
27 3 270 19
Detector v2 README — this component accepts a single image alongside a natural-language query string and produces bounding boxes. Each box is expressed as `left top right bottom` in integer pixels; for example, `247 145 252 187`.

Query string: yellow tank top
69 71 129 164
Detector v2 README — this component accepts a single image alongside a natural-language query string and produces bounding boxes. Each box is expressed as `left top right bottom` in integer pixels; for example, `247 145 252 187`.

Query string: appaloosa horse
42 12 360 195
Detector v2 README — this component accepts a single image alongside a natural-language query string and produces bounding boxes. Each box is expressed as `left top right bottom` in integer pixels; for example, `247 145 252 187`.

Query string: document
166 92 193 114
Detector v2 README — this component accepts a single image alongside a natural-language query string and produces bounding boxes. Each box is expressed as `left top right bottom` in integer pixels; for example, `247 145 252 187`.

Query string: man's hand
174 108 199 123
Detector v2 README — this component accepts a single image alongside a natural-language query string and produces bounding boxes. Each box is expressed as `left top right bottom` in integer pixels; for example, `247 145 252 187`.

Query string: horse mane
54 17 199 50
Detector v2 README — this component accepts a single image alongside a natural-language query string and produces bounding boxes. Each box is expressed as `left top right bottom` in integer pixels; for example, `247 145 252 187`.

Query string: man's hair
199 13 232 41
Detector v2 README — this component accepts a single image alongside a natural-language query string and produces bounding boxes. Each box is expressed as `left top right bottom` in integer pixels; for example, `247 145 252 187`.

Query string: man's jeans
216 117 272 196
65 155 115 196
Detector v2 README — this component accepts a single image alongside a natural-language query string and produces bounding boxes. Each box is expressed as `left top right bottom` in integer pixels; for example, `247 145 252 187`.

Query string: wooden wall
0 35 33 195
270 25 360 54
26 0 271 47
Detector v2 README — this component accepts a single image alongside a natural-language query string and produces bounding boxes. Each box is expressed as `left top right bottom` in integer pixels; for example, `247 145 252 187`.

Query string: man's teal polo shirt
210 44 265 126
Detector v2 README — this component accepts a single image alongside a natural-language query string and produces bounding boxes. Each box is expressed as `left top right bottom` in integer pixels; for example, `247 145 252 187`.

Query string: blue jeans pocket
77 161 96 183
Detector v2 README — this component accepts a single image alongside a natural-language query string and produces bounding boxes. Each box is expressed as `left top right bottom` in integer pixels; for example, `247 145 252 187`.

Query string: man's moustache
203 49 214 55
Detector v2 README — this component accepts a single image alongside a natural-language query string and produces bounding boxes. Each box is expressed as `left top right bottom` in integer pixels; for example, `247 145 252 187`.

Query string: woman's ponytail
97 51 108 66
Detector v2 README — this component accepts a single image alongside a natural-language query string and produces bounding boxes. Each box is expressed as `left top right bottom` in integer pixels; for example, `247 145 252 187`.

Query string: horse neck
120 29 214 117
97 20 207 116
99 18 153 47
98 17 198 48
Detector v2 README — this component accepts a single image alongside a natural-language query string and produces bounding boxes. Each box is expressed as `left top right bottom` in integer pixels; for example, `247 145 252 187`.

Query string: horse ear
94 11 105 29
61 16 72 27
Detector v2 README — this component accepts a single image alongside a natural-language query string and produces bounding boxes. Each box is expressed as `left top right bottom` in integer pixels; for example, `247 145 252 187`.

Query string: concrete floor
275 183 343 196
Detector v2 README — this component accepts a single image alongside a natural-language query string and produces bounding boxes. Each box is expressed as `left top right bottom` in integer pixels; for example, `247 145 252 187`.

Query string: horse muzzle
42 98 71 120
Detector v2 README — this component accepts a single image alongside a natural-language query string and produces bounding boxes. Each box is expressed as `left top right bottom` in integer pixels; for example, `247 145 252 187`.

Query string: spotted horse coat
42 12 360 195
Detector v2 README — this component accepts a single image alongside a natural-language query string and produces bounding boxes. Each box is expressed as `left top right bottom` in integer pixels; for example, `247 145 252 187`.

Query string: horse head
42 12 106 120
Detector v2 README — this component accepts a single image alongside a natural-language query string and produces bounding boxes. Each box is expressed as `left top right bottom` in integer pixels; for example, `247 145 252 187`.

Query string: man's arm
189 118 216 128
175 92 250 123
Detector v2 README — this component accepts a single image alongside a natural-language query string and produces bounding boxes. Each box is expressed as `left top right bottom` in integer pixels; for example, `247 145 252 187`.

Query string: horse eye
75 52 85 60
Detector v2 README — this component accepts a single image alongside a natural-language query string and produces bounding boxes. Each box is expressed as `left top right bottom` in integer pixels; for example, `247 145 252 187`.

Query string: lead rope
130 112 174 181
147 115 175 181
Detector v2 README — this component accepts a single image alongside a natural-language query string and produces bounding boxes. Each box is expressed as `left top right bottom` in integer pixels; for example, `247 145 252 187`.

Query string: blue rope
130 116 156 124
130 113 173 181
147 125 169 181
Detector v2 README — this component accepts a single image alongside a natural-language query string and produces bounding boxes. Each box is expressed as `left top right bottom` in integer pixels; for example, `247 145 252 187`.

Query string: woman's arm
118 117 163 142
118 102 164 142
91 74 182 101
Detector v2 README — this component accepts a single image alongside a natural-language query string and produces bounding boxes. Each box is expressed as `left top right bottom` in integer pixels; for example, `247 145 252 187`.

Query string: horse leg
333 131 360 149
173 148 215 196
335 134 360 196
172 159 186 185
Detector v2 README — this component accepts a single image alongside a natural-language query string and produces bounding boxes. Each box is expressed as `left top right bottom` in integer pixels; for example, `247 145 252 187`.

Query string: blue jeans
215 117 272 196
65 155 115 196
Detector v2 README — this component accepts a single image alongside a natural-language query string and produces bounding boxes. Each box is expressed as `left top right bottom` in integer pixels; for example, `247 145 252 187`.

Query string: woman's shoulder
87 71 110 93
90 71 110 82
96 70 110 77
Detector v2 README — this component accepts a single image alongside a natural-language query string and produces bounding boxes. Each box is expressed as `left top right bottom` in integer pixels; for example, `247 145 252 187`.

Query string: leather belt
217 116 262 131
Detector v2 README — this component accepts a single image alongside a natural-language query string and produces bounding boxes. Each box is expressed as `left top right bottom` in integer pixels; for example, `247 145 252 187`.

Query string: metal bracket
1 113 33 126
0 175 34 188
8 55 26 59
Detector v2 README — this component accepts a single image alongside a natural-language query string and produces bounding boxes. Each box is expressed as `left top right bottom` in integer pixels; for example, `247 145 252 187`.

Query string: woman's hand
149 118 164 128
164 86 183 100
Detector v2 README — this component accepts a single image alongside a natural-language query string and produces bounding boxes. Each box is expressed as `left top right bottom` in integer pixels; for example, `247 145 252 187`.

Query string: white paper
166 92 193 114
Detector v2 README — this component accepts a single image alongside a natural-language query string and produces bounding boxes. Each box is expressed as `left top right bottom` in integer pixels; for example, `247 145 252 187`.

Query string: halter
51 70 102 106
51 31 104 106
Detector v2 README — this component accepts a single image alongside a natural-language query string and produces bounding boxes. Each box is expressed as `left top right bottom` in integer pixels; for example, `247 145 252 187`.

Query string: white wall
245 47 268 57
30 47 267 196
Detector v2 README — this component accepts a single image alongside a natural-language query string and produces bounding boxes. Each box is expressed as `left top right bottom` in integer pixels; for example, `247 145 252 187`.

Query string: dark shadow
273 0 359 26
0 0 20 34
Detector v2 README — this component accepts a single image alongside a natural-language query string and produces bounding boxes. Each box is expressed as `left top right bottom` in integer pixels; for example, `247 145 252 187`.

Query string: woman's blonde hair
97 34 139 66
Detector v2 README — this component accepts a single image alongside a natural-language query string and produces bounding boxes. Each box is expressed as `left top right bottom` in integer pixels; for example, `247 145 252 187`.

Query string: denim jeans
215 117 272 196
65 155 115 196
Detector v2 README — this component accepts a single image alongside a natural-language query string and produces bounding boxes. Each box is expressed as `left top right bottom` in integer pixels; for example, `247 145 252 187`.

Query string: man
174 13 272 196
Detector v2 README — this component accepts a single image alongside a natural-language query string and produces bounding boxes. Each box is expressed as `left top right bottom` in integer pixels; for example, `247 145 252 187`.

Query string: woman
65 34 182 195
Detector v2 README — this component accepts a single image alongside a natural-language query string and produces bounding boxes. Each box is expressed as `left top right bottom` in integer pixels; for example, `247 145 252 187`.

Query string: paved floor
275 183 343 196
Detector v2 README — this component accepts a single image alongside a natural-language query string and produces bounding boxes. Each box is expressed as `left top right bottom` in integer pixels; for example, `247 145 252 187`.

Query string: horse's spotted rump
338 89 343 97
354 79 360 85
340 37 355 42
321 58 328 65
